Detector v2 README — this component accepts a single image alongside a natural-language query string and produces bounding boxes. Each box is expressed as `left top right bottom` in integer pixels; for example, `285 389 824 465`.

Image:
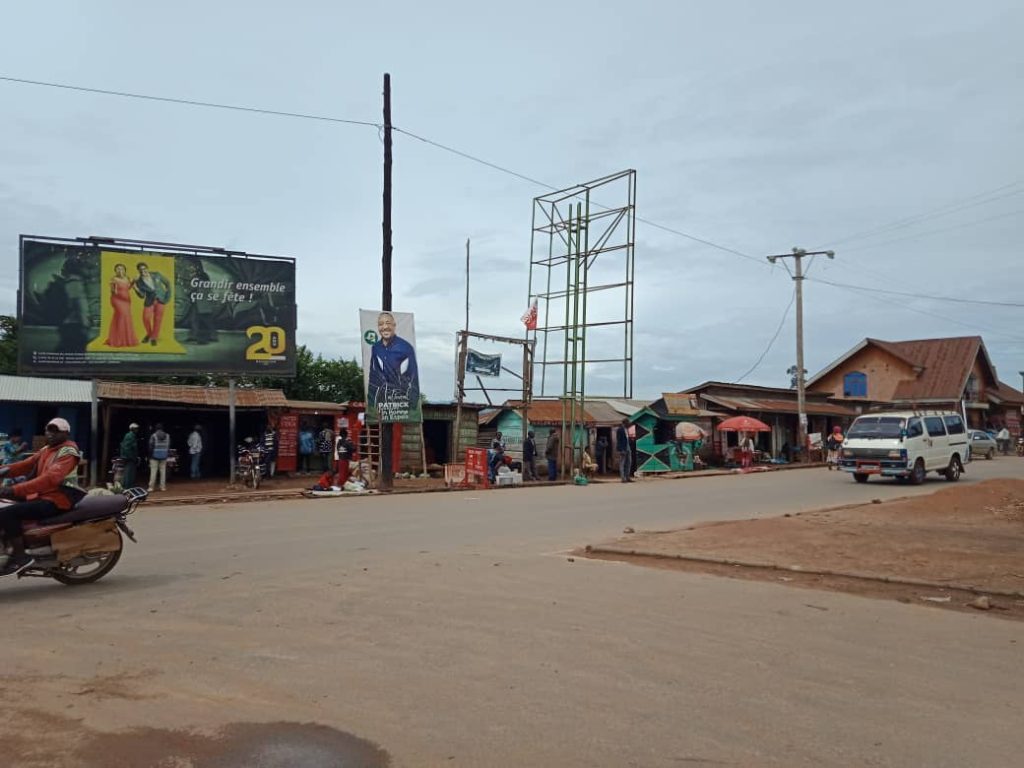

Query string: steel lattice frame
526 170 636 476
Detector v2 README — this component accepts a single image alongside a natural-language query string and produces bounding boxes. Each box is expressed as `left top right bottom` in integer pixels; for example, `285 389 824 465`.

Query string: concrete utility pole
766 247 835 458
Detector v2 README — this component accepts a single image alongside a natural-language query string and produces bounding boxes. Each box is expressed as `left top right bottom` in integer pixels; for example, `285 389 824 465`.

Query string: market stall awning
701 394 857 417
97 381 288 408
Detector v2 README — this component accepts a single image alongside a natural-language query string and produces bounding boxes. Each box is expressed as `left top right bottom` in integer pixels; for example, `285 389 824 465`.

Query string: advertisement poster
18 237 297 376
359 309 421 423
276 413 299 473
466 349 501 377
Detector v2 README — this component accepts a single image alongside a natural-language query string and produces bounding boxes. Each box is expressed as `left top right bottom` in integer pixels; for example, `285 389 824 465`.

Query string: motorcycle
0 487 146 585
1017 438 1024 457
236 445 266 489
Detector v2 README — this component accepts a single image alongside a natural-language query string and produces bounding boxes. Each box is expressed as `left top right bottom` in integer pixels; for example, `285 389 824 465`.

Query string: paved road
4 460 1024 767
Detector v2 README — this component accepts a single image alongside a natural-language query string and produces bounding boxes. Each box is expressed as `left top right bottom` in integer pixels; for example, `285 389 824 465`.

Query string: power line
0 75 382 128
822 180 1024 248
0 75 764 268
818 280 1024 344
840 207 1024 253
808 277 1024 308
735 288 796 382
395 128 765 266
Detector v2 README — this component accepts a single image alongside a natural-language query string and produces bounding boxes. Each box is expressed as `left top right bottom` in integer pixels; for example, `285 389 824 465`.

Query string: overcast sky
2 1 1022 401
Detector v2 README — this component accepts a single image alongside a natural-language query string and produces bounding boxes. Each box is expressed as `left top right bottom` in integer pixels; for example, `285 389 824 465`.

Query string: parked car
838 410 969 484
968 429 997 460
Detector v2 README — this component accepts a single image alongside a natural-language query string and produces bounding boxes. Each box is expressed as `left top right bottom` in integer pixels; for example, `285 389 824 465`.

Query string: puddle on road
76 721 390 767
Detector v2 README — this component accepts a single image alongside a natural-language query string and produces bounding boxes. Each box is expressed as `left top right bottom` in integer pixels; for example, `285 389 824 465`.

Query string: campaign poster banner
18 237 296 376
360 309 421 424
466 349 501 377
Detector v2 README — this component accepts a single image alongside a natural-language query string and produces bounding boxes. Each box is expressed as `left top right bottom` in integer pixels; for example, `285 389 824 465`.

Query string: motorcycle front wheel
49 532 123 586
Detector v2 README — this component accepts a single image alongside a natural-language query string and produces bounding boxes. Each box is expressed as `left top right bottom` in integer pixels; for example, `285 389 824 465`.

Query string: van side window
907 418 923 437
943 415 965 435
924 416 947 436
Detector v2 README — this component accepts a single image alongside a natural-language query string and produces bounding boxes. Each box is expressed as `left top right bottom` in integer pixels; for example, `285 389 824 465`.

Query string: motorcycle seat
43 494 129 526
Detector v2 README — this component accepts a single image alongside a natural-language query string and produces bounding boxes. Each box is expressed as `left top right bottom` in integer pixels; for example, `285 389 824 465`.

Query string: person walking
545 429 560 481
825 425 844 470
262 425 279 478
120 423 140 488
334 427 356 486
616 418 632 483
595 435 608 475
997 426 1011 455
522 430 538 481
299 424 315 474
187 424 203 479
740 433 755 469
317 423 335 472
148 423 171 492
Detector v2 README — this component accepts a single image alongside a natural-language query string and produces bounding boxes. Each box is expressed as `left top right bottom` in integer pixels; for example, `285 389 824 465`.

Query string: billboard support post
89 379 98 487
380 72 394 490
228 379 237 487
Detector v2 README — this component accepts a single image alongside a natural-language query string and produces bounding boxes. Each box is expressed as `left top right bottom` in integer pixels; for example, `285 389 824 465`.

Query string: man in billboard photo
134 262 172 346
368 311 419 416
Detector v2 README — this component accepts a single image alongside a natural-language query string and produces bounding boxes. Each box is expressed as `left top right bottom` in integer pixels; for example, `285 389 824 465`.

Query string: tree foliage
0 315 18 375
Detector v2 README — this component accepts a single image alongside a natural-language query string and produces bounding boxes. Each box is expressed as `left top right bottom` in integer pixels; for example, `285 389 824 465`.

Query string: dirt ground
584 478 1024 621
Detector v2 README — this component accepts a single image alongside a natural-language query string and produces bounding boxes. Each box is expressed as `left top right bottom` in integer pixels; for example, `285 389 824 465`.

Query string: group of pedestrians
516 419 637 483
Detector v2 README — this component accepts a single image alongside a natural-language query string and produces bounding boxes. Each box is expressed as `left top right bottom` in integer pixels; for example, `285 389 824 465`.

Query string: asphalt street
3 459 1023 767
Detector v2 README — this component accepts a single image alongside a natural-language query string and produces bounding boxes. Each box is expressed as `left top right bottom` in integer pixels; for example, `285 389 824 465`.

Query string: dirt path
584 478 1024 620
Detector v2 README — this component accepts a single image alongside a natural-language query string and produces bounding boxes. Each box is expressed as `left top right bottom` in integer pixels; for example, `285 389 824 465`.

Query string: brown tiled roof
701 394 858 417
992 381 1024 405
97 381 288 407
884 337 988 401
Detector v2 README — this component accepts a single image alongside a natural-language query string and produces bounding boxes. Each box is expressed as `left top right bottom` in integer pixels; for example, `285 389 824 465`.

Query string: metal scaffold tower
527 170 636 477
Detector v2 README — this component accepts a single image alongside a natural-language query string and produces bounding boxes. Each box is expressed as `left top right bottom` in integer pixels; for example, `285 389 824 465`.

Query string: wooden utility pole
766 247 834 459
380 73 394 490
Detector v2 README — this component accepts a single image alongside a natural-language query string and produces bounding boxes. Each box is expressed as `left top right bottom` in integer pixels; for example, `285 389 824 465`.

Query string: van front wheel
909 459 926 485
944 456 962 482
853 473 869 484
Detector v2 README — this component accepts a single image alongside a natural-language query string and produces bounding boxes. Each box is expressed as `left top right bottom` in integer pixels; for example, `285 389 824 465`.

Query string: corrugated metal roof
586 397 650 416
285 399 349 412
0 374 93 403
662 393 702 415
498 399 597 425
97 381 288 407
702 394 858 417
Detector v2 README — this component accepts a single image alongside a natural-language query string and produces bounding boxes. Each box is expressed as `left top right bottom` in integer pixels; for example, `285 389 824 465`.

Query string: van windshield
847 416 905 439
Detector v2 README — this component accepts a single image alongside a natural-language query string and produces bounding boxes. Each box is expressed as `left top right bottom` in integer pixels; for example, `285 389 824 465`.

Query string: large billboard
359 309 421 423
18 236 297 376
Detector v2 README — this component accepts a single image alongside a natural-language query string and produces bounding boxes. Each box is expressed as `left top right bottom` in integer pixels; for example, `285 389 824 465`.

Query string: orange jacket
4 440 82 510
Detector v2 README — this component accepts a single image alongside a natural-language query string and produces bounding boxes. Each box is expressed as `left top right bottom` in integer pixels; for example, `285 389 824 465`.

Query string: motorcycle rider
0 418 83 576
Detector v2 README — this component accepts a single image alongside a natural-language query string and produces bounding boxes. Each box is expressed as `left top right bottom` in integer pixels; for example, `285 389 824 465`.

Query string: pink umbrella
716 415 771 432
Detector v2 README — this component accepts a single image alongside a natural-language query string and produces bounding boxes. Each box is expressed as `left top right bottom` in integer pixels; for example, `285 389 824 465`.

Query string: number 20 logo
245 325 287 360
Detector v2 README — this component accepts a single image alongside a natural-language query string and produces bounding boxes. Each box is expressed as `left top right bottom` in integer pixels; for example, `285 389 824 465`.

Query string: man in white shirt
187 425 203 479
997 426 1011 455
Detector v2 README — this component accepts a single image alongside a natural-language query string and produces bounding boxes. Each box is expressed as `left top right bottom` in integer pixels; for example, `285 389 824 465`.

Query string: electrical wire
735 288 796 382
840 208 1024 253
821 180 1024 248
807 278 1024 308
817 280 1024 344
0 75 382 128
0 75 766 268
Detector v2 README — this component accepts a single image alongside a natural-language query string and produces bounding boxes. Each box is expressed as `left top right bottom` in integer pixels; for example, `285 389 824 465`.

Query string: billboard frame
17 234 298 378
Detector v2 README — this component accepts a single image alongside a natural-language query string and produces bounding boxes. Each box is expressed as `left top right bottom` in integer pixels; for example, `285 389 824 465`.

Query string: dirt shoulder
583 478 1024 620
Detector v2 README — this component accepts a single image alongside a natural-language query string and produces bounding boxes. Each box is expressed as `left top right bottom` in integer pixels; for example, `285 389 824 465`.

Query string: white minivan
838 410 969 484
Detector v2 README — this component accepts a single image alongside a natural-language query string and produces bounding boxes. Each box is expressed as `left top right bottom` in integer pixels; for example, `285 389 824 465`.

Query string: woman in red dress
105 263 138 347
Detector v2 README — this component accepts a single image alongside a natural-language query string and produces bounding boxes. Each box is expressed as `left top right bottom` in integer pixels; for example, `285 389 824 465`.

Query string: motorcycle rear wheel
49 533 123 586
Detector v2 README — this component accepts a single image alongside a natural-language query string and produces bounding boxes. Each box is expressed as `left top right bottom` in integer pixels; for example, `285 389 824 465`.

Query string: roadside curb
584 544 1024 599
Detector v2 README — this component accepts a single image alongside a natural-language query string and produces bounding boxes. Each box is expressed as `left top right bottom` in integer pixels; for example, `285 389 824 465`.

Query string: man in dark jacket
120 423 140 488
545 430 560 481
523 430 538 481
0 417 83 575
616 418 633 483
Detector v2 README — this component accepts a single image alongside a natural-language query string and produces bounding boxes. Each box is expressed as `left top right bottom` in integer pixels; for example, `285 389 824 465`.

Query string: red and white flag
520 299 538 330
